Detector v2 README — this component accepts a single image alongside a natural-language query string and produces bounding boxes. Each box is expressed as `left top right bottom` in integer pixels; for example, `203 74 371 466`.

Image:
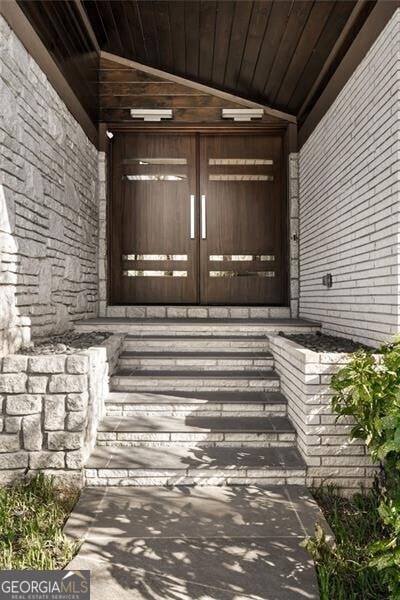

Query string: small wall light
221 108 264 121
106 130 114 139
130 109 173 122
322 273 333 288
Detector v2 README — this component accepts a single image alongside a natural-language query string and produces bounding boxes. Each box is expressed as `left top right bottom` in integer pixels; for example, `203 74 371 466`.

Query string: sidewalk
65 485 329 600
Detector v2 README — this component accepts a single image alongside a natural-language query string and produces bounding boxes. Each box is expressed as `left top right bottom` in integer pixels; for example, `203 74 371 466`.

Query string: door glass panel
125 175 186 181
209 271 275 277
209 159 273 165
124 158 187 165
209 174 273 181
123 270 187 277
123 254 188 261
209 255 275 261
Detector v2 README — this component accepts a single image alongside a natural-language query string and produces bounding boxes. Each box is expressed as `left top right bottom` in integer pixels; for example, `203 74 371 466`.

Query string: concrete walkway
66 486 328 600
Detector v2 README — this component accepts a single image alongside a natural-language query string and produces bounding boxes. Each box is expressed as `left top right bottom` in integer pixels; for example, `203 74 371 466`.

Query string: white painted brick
270 334 376 491
299 13 400 347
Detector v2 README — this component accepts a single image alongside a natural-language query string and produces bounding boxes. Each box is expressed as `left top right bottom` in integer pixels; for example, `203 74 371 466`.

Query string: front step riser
97 432 296 446
123 340 270 352
117 358 274 371
77 324 319 336
105 405 288 417
112 378 280 392
85 469 306 487
105 307 291 320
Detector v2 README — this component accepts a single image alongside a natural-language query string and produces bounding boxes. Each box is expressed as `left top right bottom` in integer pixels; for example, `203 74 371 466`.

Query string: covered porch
0 1 399 597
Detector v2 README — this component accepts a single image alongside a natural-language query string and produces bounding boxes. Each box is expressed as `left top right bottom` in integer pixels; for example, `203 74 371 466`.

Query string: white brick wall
299 10 400 347
269 335 376 493
0 16 99 356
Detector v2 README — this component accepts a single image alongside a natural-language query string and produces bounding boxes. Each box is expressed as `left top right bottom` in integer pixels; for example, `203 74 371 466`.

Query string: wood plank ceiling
17 0 98 121
84 0 373 121
99 55 285 124
18 0 376 126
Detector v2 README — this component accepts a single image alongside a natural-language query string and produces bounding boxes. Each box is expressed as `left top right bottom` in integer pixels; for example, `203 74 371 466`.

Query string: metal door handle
190 194 195 239
201 194 206 239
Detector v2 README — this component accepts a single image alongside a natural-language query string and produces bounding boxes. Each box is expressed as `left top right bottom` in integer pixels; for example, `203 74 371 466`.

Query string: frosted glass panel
209 159 273 165
209 255 275 261
123 270 187 277
123 254 188 261
209 174 273 181
209 271 275 278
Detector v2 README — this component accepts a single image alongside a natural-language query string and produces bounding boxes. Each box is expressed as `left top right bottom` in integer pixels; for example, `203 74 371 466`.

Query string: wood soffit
3 0 398 148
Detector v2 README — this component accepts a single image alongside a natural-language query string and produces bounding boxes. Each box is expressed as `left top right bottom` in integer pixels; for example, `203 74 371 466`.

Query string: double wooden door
110 132 286 305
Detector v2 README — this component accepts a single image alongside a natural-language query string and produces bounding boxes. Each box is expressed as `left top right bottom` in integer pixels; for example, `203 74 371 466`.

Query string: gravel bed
20 331 112 355
280 332 373 353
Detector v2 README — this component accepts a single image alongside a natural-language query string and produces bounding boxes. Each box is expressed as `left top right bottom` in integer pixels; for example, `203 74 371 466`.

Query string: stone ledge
0 334 124 486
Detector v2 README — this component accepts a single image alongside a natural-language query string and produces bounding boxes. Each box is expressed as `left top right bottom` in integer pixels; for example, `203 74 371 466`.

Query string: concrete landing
66 486 327 599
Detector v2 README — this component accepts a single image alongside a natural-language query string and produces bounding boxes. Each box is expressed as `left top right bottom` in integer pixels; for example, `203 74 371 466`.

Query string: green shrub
304 340 400 599
0 473 79 570
331 342 400 468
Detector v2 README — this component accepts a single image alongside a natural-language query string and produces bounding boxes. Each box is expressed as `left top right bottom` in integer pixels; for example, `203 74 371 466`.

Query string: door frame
105 122 293 307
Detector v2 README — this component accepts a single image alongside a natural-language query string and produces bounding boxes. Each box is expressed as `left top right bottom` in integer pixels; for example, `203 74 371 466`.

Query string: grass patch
0 473 79 569
307 485 390 600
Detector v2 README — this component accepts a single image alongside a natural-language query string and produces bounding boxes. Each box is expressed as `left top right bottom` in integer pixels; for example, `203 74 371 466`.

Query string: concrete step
123 335 270 353
104 305 292 319
117 351 274 372
96 415 296 448
105 390 288 417
85 445 306 486
111 369 280 392
75 317 320 337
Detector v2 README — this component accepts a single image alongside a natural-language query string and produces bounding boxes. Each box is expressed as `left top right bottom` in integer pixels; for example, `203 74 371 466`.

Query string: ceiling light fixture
130 109 173 122
221 108 264 121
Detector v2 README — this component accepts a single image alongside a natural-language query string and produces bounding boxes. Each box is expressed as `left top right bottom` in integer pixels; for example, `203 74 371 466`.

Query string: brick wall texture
0 16 99 356
299 10 400 347
269 335 376 493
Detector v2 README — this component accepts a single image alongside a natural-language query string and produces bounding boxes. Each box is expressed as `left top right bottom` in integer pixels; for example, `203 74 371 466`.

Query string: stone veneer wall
298 10 400 347
0 335 123 486
0 15 99 357
269 335 376 494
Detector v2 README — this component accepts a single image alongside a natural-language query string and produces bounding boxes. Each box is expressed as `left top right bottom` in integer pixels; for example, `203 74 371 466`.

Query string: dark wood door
199 135 285 304
110 132 286 305
110 133 198 304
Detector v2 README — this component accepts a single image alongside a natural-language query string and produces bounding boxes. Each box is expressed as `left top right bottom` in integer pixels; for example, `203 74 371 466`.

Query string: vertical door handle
190 194 195 239
201 194 206 239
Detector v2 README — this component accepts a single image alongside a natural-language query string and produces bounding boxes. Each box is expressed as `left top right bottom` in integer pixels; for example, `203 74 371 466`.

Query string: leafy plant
304 340 400 598
331 343 400 466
